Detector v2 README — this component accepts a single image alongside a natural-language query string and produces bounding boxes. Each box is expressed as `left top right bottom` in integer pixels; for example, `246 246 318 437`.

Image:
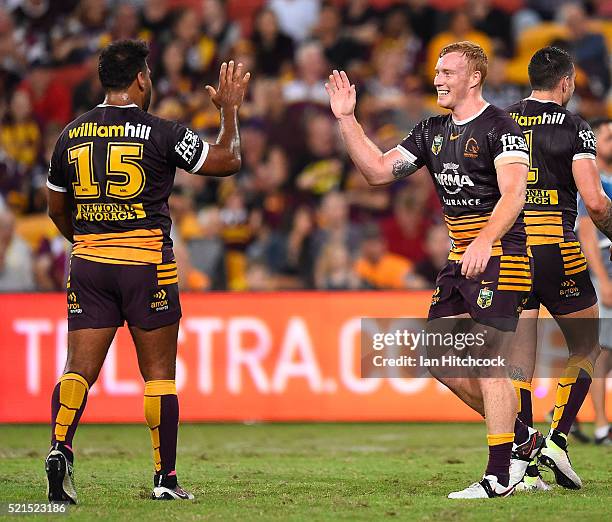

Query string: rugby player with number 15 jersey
45 40 250 502
327 41 533 498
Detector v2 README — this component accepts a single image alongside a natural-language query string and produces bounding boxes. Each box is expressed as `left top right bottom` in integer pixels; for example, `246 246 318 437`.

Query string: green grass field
0 423 610 521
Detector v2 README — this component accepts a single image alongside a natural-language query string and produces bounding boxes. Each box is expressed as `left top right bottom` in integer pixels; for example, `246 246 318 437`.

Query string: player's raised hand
206 60 251 111
325 70 356 119
459 236 492 279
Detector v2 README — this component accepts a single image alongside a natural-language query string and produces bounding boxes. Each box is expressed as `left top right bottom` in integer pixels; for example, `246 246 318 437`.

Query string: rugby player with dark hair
327 41 534 498
505 47 612 490
45 39 250 502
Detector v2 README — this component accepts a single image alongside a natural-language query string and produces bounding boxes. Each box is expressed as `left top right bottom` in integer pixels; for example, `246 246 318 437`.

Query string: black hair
528 46 574 91
98 40 149 91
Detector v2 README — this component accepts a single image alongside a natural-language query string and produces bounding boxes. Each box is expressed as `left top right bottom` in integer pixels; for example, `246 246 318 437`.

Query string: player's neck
528 90 562 106
451 96 487 124
103 92 140 108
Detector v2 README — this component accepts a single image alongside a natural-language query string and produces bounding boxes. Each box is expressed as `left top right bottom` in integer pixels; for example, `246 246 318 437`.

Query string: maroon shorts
523 242 597 315
66 256 181 331
428 255 533 331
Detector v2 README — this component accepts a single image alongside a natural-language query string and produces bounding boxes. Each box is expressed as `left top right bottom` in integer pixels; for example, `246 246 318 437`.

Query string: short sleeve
572 119 597 162
46 139 67 192
169 122 209 173
491 117 530 168
395 120 427 168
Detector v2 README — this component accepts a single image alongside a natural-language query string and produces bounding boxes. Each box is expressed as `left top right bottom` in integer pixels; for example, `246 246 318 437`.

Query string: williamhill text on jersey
68 121 152 140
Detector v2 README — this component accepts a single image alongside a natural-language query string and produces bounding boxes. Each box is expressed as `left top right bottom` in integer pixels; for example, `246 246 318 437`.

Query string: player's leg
591 349 611 444
448 255 534 498
506 307 549 490
538 304 600 489
120 261 191 500
48 328 117 504
47 257 122 504
591 297 612 445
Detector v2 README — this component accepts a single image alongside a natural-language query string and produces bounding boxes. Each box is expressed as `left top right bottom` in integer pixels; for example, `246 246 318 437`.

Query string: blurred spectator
139 0 173 43
414 223 451 287
18 58 72 128
402 0 440 47
170 9 213 78
266 205 316 288
187 206 225 290
315 240 360 289
0 209 34 291
380 186 431 264
341 0 380 46
245 260 275 291
466 0 514 56
0 147 27 213
71 51 104 115
313 2 366 71
154 41 193 102
558 2 610 99
0 8 27 82
102 2 143 44
26 123 61 214
10 0 68 64
293 114 348 202
483 54 524 109
251 7 294 77
354 222 425 289
377 7 423 76
283 41 329 105
33 235 68 291
426 10 493 78
312 191 362 260
0 88 41 169
267 0 321 43
202 0 241 61
365 45 411 117
219 189 261 290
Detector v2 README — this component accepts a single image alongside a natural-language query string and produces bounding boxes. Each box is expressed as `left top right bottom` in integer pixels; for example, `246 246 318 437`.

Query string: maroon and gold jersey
396 104 530 261
47 103 208 267
505 98 597 248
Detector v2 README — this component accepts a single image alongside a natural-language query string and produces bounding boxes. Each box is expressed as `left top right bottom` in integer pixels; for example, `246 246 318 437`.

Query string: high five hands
206 60 251 111
325 69 356 119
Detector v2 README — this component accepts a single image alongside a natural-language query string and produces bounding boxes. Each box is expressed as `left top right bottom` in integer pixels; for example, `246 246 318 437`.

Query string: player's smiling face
434 52 475 110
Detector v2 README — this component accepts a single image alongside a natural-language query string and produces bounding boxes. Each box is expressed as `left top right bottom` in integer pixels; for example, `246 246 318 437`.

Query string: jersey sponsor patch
174 128 201 165
500 133 529 154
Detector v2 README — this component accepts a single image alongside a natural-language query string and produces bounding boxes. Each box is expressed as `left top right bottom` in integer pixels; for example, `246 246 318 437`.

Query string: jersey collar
452 103 490 125
525 96 559 105
96 103 139 108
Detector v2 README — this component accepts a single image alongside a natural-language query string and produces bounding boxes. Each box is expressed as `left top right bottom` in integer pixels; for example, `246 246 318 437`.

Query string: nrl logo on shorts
477 287 493 309
431 134 443 155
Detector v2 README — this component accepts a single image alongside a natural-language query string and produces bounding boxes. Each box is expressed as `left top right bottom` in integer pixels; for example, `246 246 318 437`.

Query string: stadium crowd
0 0 610 292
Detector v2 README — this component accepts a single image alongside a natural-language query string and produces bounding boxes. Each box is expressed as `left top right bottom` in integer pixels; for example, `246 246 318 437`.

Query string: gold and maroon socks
51 373 89 450
485 433 514 487
144 380 179 475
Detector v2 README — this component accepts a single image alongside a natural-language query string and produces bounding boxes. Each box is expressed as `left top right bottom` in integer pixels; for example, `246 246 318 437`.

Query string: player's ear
471 70 481 89
136 70 146 92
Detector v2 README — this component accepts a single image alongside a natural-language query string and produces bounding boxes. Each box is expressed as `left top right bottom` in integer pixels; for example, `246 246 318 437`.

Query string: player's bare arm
326 69 421 185
573 158 612 240
460 162 527 278
577 215 612 306
47 189 73 243
195 60 251 176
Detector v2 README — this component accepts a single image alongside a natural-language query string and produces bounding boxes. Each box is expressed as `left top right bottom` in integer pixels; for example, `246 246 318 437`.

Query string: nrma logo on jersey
68 122 152 140
434 163 474 194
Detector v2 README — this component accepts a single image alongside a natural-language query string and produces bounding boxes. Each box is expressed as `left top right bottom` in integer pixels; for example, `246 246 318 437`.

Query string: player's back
506 98 597 247
48 103 207 265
